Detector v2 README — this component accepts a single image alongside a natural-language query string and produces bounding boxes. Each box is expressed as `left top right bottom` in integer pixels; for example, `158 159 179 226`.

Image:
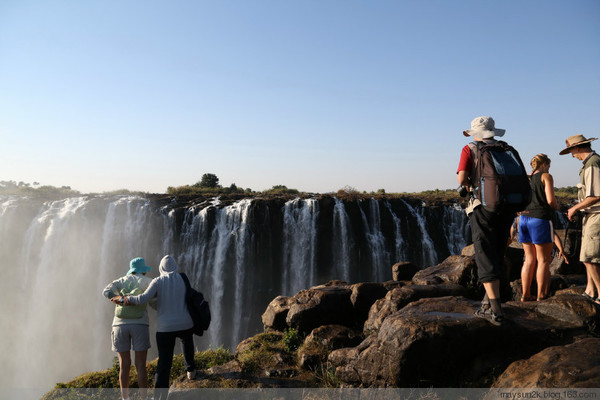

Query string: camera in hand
457 185 469 197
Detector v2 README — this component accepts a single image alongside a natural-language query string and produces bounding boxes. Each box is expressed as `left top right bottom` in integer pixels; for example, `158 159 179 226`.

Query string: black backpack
468 140 531 213
180 273 211 336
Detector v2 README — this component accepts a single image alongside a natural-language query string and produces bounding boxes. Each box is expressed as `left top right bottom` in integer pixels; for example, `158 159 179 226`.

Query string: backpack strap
180 272 192 300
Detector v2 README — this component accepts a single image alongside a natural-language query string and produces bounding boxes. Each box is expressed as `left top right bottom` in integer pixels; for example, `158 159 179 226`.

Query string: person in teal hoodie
103 257 154 400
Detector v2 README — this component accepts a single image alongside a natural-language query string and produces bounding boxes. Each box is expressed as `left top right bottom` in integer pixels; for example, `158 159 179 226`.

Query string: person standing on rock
118 254 197 400
560 134 600 305
457 116 527 326
103 257 155 400
518 154 559 302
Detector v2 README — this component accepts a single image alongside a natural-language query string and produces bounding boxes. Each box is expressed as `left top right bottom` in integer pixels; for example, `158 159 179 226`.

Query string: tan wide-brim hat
559 134 598 155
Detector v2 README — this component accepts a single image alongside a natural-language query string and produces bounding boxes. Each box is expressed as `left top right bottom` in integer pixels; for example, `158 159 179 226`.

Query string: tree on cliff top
195 173 220 189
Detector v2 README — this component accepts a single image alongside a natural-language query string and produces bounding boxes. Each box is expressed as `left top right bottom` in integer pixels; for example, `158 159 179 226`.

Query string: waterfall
0 196 165 394
176 198 254 348
332 198 352 282
281 198 319 295
358 199 389 282
443 204 470 255
384 200 408 261
400 199 438 266
0 194 469 394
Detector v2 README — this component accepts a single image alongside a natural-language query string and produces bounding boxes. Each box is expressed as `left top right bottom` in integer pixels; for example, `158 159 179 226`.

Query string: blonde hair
530 153 551 173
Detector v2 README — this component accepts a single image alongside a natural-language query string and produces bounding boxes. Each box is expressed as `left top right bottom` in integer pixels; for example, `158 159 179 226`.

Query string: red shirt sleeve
457 145 472 173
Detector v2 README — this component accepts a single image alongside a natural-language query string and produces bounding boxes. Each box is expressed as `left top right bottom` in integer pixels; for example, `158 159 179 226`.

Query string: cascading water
358 199 390 282
332 198 353 282
400 199 438 266
384 200 408 262
0 194 469 395
281 198 318 295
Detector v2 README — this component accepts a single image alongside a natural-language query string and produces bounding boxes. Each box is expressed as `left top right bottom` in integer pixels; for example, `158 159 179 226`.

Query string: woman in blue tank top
519 154 559 301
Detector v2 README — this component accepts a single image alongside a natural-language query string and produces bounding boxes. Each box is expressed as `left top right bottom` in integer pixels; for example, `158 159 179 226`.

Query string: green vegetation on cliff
43 347 233 399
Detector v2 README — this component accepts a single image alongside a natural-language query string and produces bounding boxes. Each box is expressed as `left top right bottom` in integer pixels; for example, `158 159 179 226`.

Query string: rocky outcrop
412 255 477 289
364 284 467 332
258 248 600 389
492 337 600 388
331 295 599 387
286 284 354 334
262 296 296 332
392 262 419 281
262 280 391 333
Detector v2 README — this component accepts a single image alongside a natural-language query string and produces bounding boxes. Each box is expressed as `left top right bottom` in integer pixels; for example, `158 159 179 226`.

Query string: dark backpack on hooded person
468 140 531 213
180 273 211 336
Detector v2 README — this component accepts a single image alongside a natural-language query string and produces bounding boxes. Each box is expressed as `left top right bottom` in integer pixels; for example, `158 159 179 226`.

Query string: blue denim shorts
519 215 553 244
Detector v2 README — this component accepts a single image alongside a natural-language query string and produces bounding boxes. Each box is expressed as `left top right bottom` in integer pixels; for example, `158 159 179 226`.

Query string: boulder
519 293 600 331
332 295 599 387
305 324 363 350
364 284 467 332
461 244 475 257
262 296 296 332
392 262 419 281
382 280 406 291
412 255 478 290
298 325 362 371
508 275 571 302
350 282 388 324
492 337 600 388
286 285 354 334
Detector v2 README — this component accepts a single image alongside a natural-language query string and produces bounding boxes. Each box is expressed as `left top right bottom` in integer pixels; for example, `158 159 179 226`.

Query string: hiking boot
474 306 504 326
187 370 196 380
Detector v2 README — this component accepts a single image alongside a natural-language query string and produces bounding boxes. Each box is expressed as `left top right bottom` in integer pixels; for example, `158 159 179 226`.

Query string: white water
384 200 408 261
0 196 164 394
332 198 353 282
400 199 438 267
358 199 390 282
281 198 318 295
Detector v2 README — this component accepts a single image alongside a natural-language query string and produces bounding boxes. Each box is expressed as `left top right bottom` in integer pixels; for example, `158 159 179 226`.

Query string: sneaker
474 306 504 326
187 370 196 380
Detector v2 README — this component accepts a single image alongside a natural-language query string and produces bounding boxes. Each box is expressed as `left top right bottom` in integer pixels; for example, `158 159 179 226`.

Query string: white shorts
111 325 151 353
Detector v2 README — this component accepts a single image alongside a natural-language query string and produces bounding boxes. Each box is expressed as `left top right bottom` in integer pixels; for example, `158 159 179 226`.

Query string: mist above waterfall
0 194 469 393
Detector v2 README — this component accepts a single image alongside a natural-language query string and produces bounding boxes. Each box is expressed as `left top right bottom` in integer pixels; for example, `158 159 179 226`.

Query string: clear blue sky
1 0 599 194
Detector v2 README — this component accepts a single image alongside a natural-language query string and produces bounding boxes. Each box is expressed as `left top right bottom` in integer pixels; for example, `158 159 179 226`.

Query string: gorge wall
1 194 470 391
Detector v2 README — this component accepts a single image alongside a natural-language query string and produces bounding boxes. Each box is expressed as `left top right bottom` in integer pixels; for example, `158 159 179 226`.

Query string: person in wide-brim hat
559 134 598 155
463 116 505 139
561 132 600 307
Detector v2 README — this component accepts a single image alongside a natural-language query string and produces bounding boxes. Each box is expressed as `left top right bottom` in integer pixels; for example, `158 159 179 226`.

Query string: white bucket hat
463 116 505 139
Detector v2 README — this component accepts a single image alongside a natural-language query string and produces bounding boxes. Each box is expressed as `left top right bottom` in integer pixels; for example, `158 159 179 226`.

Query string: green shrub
283 328 302 352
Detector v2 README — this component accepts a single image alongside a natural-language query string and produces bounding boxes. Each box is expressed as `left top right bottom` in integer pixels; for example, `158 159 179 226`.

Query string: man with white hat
457 116 517 326
560 134 600 305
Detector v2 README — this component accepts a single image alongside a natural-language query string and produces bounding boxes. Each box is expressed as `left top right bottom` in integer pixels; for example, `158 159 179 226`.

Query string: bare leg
117 351 131 400
134 350 148 399
521 243 537 301
584 262 600 299
535 243 554 300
